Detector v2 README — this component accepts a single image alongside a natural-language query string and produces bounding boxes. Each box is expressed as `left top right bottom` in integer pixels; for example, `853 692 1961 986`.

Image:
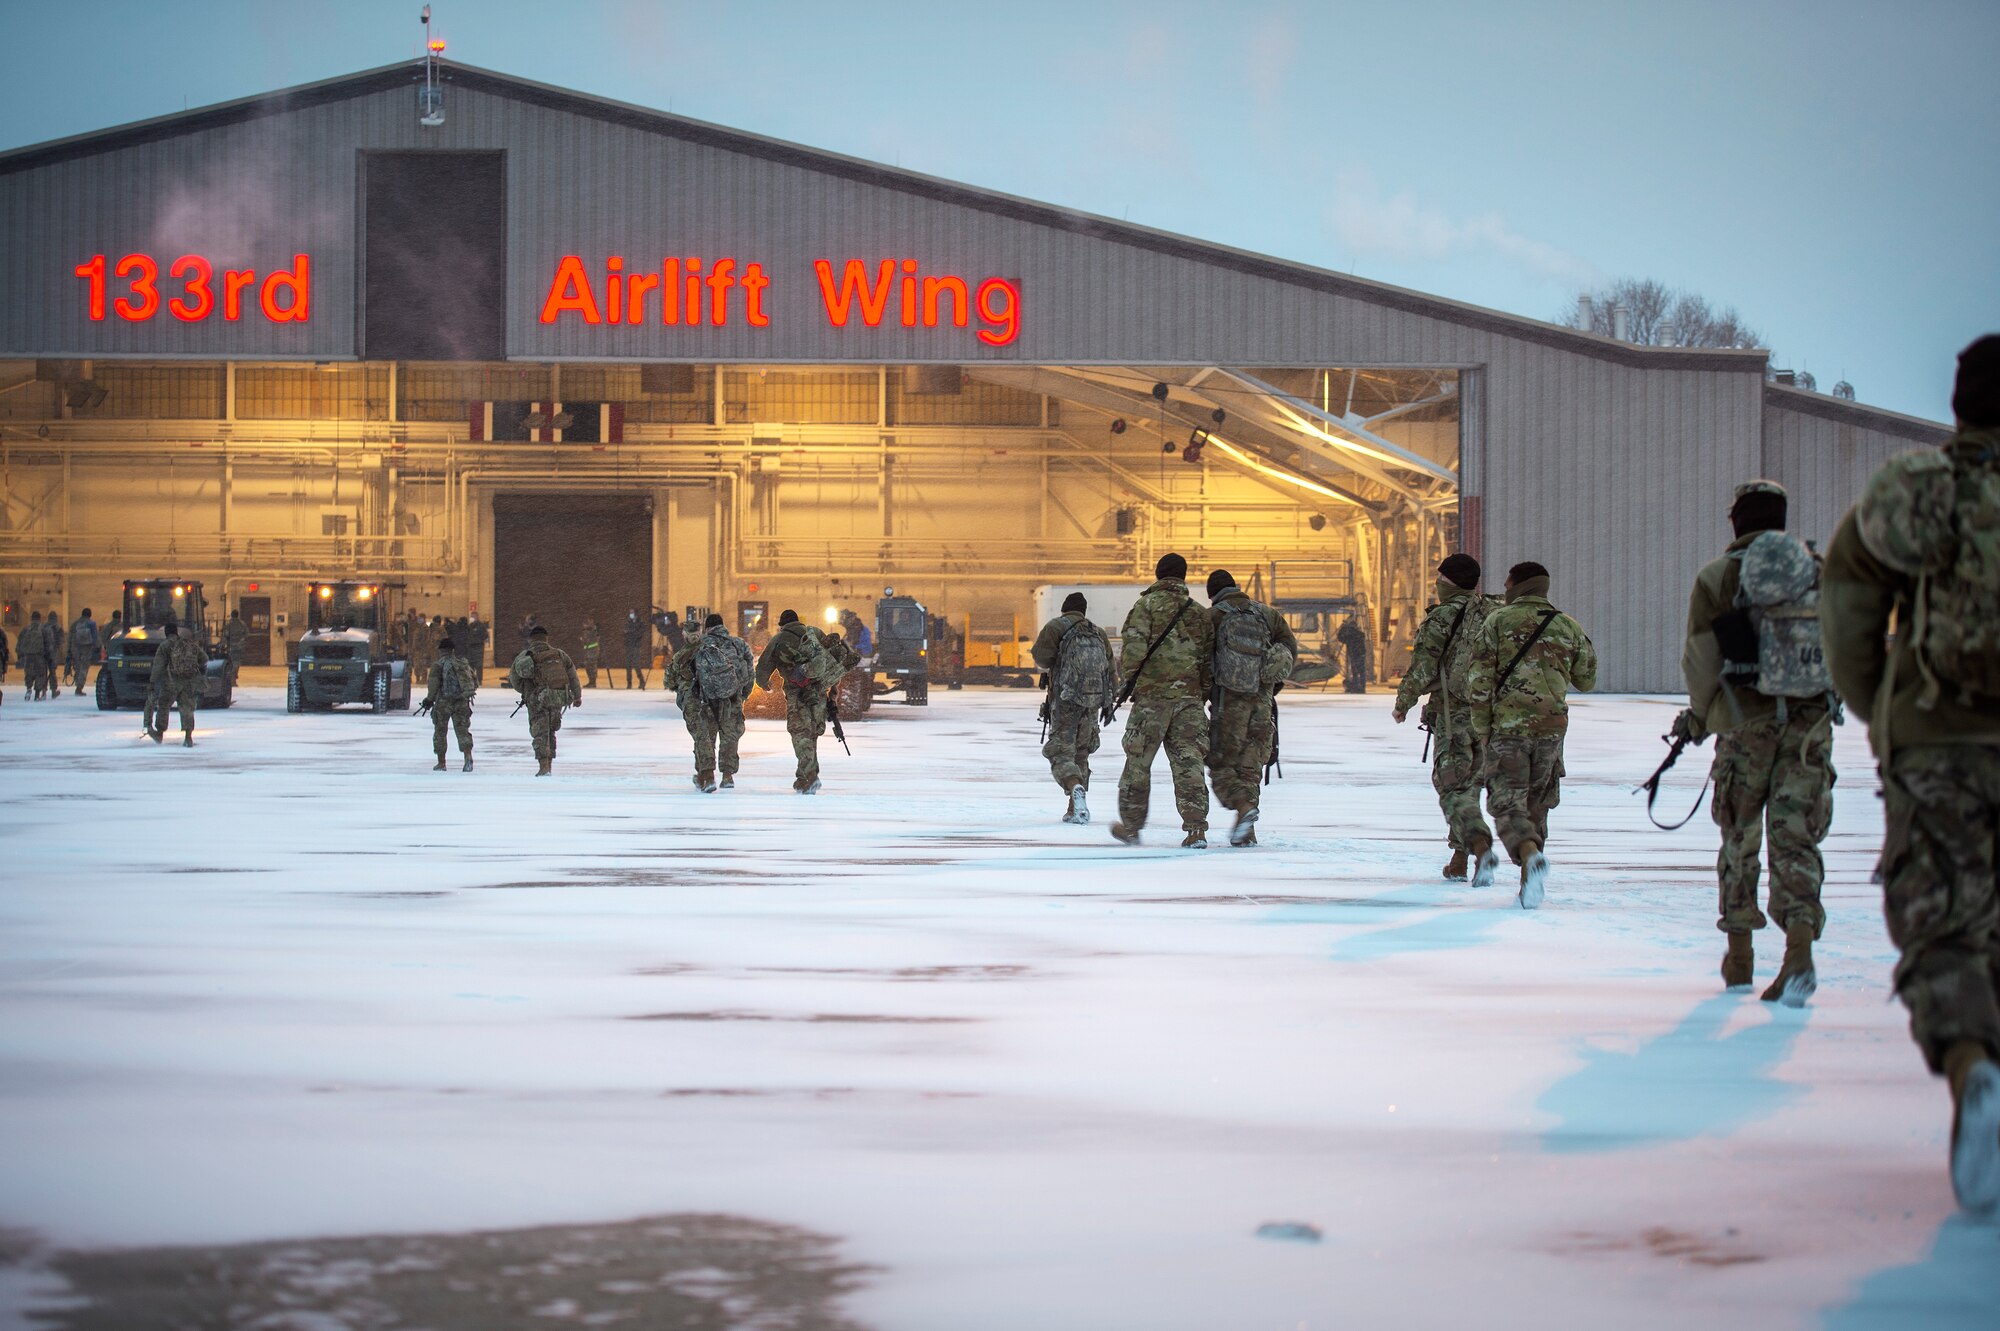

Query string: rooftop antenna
418 6 446 126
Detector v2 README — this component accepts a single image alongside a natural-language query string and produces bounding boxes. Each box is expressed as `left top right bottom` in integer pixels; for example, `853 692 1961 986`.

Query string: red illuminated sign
540 256 1021 347
75 254 311 324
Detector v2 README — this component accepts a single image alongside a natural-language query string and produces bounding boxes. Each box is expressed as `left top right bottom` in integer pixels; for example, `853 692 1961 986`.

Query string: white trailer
1030 583 1212 654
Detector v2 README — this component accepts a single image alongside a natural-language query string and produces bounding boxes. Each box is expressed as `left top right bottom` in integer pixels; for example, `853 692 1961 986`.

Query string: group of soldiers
0 607 107 702
1386 334 2000 1218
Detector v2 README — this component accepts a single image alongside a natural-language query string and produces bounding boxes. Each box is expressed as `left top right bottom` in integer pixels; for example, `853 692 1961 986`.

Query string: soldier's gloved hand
1099 706 1116 726
1038 673 1050 690
1392 707 1407 724
1671 707 1706 744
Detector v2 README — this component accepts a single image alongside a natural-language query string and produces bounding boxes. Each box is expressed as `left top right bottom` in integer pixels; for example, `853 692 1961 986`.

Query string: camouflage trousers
1117 695 1211 834
1486 734 1564 861
1042 699 1102 792
1429 709 1493 851
1710 705 1834 937
526 697 567 761
1879 743 2000 1073
147 680 200 735
22 659 49 697
786 688 828 787
582 650 600 687
685 698 747 779
1208 690 1275 815
431 700 473 756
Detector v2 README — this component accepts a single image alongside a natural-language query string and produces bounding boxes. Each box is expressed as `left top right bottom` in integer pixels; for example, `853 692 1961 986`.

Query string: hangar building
0 60 1949 687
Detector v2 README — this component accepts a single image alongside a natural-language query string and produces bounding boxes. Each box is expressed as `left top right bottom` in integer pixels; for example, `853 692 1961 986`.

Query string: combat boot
149 726 163 744
1761 921 1817 1007
1468 833 1499 889
1443 847 1469 881
182 731 194 748
694 773 714 792
1518 840 1546 910
720 775 734 789
1722 931 1755 990
462 753 474 772
1945 1040 2000 1215
1109 822 1140 845
1181 830 1208 850
433 755 448 771
536 755 552 776
1229 807 1258 847
1066 785 1091 825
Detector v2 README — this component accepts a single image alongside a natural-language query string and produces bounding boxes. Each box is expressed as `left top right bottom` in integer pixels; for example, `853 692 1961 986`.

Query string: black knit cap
1206 569 1236 598
1508 561 1550 584
1438 554 1480 589
1955 334 2000 428
530 625 548 638
704 613 724 628
779 609 799 625
1155 553 1188 581
1062 593 1087 613
438 636 455 650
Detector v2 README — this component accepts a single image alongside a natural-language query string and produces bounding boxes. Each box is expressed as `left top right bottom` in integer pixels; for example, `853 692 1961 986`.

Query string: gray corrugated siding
1761 390 1951 553
0 78 1949 691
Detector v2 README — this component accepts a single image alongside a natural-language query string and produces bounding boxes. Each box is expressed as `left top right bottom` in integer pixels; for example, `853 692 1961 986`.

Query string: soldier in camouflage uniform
666 613 754 792
19 611 50 700
1822 335 2000 1215
1680 480 1835 1002
579 617 602 688
754 609 859 793
508 624 582 776
1204 569 1298 846
145 619 205 746
1110 554 1217 848
1465 562 1597 908
1031 592 1116 824
222 609 249 687
423 634 478 772
1394 554 1498 882
67 608 98 695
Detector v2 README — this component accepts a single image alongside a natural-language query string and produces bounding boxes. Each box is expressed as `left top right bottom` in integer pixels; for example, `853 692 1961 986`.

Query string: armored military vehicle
95 579 234 710
871 590 933 704
287 580 414 713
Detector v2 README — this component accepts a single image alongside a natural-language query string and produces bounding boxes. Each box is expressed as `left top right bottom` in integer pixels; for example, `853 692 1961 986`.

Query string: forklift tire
286 671 303 714
95 671 117 711
371 669 390 714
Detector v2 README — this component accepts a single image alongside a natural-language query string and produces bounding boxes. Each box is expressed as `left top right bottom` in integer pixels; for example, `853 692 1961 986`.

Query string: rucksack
1439 595 1491 700
693 632 754 700
166 634 206 683
529 643 570 691
439 656 475 701
1212 599 1272 695
778 627 845 692
1053 619 1113 706
1722 530 1833 700
1857 446 2000 704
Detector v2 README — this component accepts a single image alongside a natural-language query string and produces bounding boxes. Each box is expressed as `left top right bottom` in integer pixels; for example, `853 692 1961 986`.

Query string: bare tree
1560 278 1763 350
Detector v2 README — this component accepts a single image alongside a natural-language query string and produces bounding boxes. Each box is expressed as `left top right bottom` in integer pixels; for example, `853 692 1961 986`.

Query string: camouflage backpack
1857 446 2000 703
1439 594 1492 701
528 642 570 692
165 633 206 683
1052 620 1114 707
1212 600 1272 695
1725 530 1833 700
693 632 754 701
779 626 845 691
438 655 475 701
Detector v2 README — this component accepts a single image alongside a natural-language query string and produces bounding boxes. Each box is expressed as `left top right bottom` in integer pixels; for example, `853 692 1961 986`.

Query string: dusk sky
4 0 1992 422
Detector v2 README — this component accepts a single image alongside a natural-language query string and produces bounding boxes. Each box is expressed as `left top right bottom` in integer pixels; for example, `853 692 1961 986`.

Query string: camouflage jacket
17 621 49 662
222 619 249 654
1393 585 1492 722
425 654 478 707
1031 610 1091 672
1207 588 1299 692
753 621 857 694
1118 579 1215 701
1465 590 1598 739
1822 430 2000 754
69 618 98 658
1682 531 1782 736
509 641 581 706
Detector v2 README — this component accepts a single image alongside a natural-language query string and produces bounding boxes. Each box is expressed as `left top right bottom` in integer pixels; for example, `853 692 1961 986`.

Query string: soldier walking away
1679 480 1837 1004
1110 554 1217 848
1338 615 1372 693
1394 555 1498 883
19 611 50 700
754 609 857 793
667 613 755 791
67 608 99 696
1205 570 1298 846
466 612 490 685
422 635 478 771
1821 334 2000 1216
1465 562 1598 908
222 609 249 687
42 612 65 697
1031 592 1117 824
147 619 207 746
623 610 650 689
410 615 438 685
579 616 603 688
509 624 582 776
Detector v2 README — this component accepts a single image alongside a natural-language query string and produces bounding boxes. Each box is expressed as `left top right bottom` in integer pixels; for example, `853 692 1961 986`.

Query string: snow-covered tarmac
1 682 1996 1328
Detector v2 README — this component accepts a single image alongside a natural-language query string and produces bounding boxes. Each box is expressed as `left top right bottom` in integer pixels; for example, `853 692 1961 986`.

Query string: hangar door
491 495 652 672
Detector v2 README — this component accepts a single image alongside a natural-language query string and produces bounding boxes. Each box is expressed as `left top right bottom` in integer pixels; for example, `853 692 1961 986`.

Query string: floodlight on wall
1109 418 1126 434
